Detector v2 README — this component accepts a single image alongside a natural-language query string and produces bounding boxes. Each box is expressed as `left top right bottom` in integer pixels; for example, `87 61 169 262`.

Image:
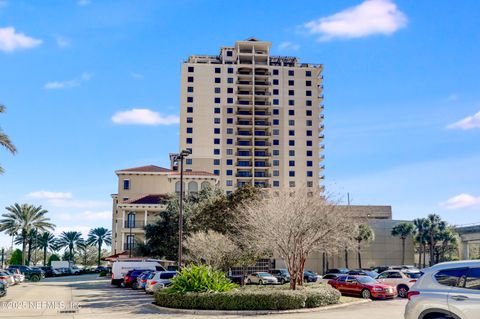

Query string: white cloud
83 210 111 221
111 108 180 125
447 111 480 130
56 36 71 48
27 191 73 200
303 0 407 41
278 41 300 51
44 72 92 90
0 26 42 52
77 0 91 6
441 194 480 210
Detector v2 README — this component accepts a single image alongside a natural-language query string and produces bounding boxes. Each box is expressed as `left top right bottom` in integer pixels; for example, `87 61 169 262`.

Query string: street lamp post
174 149 191 269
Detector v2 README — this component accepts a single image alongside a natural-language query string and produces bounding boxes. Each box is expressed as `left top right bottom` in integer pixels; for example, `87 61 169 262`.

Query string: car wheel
259 280 264 285
30 275 40 282
361 289 372 299
280 278 285 285
246 279 251 285
132 282 138 290
397 285 409 298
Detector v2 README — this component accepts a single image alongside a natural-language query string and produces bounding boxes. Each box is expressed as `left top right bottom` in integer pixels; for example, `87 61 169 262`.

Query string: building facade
110 164 219 254
179 38 325 193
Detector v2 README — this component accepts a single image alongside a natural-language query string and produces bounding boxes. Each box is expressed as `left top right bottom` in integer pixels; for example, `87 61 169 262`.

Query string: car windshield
357 276 377 284
258 273 271 277
160 272 176 279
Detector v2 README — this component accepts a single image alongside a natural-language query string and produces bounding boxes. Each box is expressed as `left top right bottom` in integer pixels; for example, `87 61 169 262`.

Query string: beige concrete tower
180 38 325 193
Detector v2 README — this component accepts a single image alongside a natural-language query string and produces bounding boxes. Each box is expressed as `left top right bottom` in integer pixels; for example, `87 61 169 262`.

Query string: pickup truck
7 265 44 282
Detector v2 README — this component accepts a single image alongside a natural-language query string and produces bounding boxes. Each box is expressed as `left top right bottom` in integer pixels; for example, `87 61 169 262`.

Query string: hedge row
154 286 340 311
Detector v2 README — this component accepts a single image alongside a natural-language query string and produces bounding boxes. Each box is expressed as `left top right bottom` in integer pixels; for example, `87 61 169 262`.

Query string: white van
111 260 165 286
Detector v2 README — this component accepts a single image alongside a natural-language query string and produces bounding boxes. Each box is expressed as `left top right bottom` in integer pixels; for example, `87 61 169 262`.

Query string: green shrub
155 289 306 310
166 264 237 294
303 287 341 308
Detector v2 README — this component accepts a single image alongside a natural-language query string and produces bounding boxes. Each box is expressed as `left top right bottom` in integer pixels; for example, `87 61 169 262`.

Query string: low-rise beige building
111 164 219 254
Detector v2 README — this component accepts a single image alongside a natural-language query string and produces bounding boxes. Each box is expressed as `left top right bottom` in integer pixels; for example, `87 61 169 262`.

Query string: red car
328 275 397 299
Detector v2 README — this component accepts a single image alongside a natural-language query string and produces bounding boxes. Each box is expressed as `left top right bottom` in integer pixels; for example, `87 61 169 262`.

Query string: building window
273 69 279 75
289 160 295 167
273 119 279 125
227 51 233 57
215 67 221 73
186 137 192 144
273 181 280 187
226 170 233 176
273 170 279 176
289 140 295 146
213 169 220 175
215 87 221 94
306 140 313 146
273 139 279 146
214 149 220 155
187 86 194 93
288 90 294 96
289 181 296 187
306 80 312 86
306 110 312 116
288 100 294 106
306 70 311 77
306 90 312 96
227 87 234 94
288 80 294 86
226 128 233 134
306 100 312 106
273 89 279 95
289 150 295 156
214 159 220 165
226 149 233 155
214 128 220 134
214 138 220 144
214 118 220 124
273 99 279 105
123 180 130 190
289 110 295 116
307 150 313 156
272 129 279 136
187 97 193 103
226 180 233 186
227 108 233 114
187 66 194 72
273 150 280 156
289 171 295 177
273 160 279 166
227 67 234 73
227 97 233 104
226 159 233 165
187 127 193 133
273 79 279 85
187 117 193 123
227 118 233 124
289 130 295 136
307 161 313 167
287 120 294 126
227 78 234 83
187 106 194 113
273 109 279 115
227 138 233 145
214 97 221 104
307 171 313 177
214 108 221 114
307 181 313 187
306 120 312 126
187 76 194 83
215 77 221 83
288 70 294 76
306 130 312 136
186 158 192 165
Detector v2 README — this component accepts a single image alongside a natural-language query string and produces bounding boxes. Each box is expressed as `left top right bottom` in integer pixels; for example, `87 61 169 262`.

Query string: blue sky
0 0 479 248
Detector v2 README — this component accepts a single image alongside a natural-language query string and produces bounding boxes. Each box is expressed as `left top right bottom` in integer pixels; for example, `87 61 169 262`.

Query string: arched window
188 181 198 194
201 181 211 190
126 212 135 228
175 181 183 194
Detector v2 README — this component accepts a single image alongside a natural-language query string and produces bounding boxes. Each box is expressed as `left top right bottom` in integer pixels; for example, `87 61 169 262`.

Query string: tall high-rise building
180 38 325 193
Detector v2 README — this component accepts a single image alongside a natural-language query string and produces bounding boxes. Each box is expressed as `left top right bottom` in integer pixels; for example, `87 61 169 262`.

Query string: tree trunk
422 243 426 268
27 236 33 266
21 235 27 265
417 241 422 268
97 243 102 267
344 248 349 268
429 234 434 266
43 247 47 266
401 238 406 265
357 241 362 269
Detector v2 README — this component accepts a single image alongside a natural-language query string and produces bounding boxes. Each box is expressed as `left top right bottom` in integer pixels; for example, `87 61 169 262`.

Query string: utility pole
174 149 191 269
1 248 4 269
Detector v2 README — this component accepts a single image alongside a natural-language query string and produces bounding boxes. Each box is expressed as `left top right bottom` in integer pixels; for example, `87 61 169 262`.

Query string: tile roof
169 170 218 177
125 194 170 205
118 165 171 173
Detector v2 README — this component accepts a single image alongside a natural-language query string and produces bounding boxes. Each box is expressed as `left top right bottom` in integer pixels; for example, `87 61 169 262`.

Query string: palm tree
354 224 374 269
57 231 84 263
0 105 17 174
391 222 415 265
37 232 56 266
77 241 90 267
0 203 55 264
87 227 112 267
426 214 445 266
413 218 430 268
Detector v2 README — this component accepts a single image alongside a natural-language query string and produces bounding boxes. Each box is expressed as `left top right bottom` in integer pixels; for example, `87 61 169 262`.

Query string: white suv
405 260 480 319
376 270 421 298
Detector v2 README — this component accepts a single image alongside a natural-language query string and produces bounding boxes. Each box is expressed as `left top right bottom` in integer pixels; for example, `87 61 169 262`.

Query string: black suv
7 265 44 282
270 269 290 284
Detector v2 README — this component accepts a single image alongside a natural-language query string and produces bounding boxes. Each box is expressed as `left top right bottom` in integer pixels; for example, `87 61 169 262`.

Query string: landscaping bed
155 284 341 311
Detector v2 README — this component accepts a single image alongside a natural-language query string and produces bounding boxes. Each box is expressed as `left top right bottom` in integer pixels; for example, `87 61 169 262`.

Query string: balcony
237 130 252 136
237 80 253 85
254 162 271 168
236 172 252 178
236 151 251 157
254 111 271 116
123 221 145 229
254 101 271 106
319 134 325 139
236 161 252 167
236 141 252 146
254 172 271 178
254 131 270 136
254 141 271 147
254 182 270 188
254 121 270 126
237 182 252 188
236 111 252 116
319 144 325 150
237 70 252 75
236 121 252 126
254 151 270 157
320 165 326 170
254 91 271 96
237 100 252 106
319 125 325 131
237 91 252 96
254 81 271 86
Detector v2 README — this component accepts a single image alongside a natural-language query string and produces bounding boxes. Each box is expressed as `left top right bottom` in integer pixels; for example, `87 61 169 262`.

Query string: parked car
319 273 339 284
122 269 152 288
270 269 290 284
227 275 244 285
304 270 322 283
328 275 397 300
6 265 43 281
391 265 421 273
372 266 392 274
347 269 379 278
133 271 154 290
405 260 480 319
94 266 111 273
6 268 24 283
111 261 163 286
326 268 349 275
145 271 177 294
36 266 54 278
0 279 6 297
376 270 421 298
0 270 15 286
70 266 82 275
246 272 278 285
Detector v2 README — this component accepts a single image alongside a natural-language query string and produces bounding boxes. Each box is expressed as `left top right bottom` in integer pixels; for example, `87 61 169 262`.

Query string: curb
147 299 371 316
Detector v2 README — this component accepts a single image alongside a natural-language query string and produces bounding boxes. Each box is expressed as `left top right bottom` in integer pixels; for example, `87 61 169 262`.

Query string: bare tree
184 231 239 271
235 187 357 290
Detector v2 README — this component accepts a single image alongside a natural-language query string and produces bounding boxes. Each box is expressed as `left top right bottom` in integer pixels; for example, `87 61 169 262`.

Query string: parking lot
0 274 408 319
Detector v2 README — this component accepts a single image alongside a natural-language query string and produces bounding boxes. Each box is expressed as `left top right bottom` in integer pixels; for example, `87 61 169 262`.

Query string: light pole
173 149 191 269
